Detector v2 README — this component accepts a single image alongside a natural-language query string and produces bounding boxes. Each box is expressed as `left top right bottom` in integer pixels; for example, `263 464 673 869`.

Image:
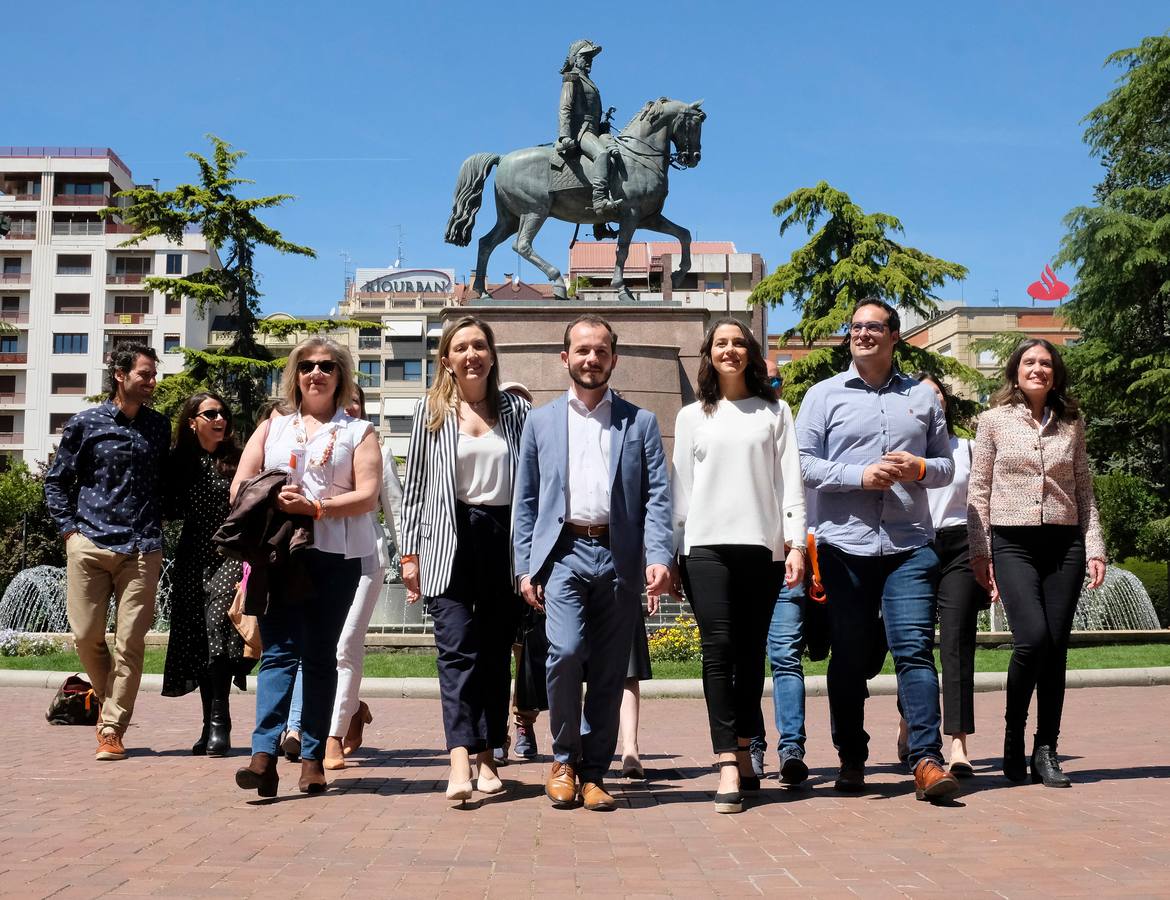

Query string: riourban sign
355 267 455 294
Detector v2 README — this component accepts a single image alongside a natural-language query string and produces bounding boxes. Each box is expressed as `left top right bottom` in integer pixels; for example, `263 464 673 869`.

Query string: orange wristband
916 457 927 481
313 500 324 520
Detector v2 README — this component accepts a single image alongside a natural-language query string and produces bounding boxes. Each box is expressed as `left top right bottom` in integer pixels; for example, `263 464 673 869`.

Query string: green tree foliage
0 461 42 529
0 463 65 597
1093 473 1166 560
102 135 315 427
1057 34 1170 496
749 182 979 418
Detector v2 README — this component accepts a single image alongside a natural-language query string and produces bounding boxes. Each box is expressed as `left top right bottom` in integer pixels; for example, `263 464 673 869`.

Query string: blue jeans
543 532 639 783
819 543 942 768
767 582 807 761
252 551 358 761
287 665 304 734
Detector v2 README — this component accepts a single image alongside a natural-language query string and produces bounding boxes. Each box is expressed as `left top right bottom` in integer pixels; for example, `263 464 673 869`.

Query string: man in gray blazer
513 314 673 811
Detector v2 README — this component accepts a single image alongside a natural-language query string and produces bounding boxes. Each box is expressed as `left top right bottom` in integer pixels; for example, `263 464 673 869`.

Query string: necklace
292 410 338 469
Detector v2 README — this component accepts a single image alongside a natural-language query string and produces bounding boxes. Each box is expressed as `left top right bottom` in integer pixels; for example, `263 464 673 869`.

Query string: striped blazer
399 390 530 598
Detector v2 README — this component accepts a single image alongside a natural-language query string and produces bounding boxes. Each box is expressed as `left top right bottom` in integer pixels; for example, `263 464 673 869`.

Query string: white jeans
329 567 385 736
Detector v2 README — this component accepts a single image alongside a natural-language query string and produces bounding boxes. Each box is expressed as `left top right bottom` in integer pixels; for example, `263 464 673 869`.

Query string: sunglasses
296 359 338 376
197 409 230 422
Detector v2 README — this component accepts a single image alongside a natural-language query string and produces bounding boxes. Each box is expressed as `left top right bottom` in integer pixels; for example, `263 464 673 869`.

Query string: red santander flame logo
1026 264 1070 302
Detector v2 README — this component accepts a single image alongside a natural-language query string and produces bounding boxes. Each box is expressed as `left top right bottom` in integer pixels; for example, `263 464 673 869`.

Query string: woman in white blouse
673 318 806 814
400 316 529 803
231 338 381 798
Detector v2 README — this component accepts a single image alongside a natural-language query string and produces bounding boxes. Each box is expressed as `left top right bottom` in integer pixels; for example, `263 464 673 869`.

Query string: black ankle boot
191 683 212 755
1003 728 1027 783
1030 740 1071 788
206 699 232 757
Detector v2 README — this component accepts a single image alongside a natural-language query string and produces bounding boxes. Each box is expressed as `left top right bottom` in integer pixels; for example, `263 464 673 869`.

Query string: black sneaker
779 754 809 786
834 761 866 793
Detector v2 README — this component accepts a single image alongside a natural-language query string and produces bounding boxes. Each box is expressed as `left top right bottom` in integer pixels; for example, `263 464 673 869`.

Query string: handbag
45 674 100 726
227 570 263 660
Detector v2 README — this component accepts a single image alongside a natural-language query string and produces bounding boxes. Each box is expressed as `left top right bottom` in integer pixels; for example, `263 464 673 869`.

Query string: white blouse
672 396 806 561
264 408 377 560
927 435 972 530
456 423 511 506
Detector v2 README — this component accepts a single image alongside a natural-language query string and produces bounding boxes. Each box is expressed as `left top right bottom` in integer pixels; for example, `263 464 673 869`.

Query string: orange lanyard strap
806 532 826 603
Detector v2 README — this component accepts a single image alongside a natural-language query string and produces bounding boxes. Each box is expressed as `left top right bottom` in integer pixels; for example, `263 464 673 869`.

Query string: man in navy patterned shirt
45 343 170 761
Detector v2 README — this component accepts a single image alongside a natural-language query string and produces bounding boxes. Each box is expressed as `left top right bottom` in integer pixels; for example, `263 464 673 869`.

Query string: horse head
672 100 705 168
620 98 707 168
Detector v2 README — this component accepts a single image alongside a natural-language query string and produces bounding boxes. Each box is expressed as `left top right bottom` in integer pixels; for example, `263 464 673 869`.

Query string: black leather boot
206 699 232 757
1031 740 1071 788
1003 728 1027 783
191 682 212 755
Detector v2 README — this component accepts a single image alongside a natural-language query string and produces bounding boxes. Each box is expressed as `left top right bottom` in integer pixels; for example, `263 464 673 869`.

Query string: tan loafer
581 781 616 811
545 761 578 808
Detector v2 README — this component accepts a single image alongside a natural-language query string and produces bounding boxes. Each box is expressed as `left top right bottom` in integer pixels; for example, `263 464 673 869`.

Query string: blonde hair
280 336 358 415
425 316 501 432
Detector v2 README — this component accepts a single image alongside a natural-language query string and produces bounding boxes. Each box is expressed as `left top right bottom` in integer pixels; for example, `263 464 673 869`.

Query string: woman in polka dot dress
161 392 253 756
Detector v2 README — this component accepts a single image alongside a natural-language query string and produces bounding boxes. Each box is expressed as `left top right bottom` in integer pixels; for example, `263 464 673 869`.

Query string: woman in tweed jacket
967 339 1105 788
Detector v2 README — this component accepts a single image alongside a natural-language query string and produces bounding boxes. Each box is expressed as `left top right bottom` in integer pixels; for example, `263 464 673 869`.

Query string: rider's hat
561 39 602 74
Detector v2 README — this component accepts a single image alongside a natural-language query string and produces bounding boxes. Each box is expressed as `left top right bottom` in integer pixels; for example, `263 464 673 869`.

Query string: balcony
52 220 104 236
0 392 24 404
358 336 382 350
0 311 28 324
0 273 30 285
106 273 147 285
104 221 141 235
105 312 146 325
53 193 111 207
1 225 35 241
0 432 23 445
0 353 28 364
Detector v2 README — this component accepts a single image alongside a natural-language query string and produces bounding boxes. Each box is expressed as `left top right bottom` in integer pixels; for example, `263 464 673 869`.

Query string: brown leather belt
566 522 609 538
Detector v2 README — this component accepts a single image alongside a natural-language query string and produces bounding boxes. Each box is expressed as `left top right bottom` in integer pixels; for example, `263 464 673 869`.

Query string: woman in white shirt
673 318 806 814
231 338 381 798
400 317 529 803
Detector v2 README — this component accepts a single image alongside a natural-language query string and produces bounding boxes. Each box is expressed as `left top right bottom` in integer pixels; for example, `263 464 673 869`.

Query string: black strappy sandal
713 760 743 814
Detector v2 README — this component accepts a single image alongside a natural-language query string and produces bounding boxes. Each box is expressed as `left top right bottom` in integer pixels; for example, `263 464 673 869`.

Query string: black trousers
428 502 524 753
681 545 782 754
992 525 1085 746
934 526 989 735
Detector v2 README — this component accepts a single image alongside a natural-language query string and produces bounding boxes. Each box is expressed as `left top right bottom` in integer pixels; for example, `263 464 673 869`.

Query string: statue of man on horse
444 40 706 303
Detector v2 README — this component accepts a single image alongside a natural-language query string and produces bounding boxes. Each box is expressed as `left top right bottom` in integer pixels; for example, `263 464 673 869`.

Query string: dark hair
563 314 618 353
852 298 901 334
696 317 777 414
351 383 368 420
105 342 159 399
172 391 241 479
914 371 956 436
254 397 292 428
990 338 1079 420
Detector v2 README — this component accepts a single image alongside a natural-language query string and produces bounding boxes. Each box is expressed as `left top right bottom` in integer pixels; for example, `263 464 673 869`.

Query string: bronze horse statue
445 98 705 303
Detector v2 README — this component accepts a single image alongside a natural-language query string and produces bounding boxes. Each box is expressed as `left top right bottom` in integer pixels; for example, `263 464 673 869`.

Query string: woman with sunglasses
672 318 806 813
162 392 252 756
231 338 382 796
401 316 529 803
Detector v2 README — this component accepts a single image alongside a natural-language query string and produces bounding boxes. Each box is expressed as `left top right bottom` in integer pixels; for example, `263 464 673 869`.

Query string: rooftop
0 146 132 181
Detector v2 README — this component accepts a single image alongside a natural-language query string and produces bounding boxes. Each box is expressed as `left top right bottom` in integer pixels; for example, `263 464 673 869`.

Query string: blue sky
9 1 1166 333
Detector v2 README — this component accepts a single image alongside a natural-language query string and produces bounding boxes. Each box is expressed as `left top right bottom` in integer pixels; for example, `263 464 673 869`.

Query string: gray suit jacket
512 392 673 592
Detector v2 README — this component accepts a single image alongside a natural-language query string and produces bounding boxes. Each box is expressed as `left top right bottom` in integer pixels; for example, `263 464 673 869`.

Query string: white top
456 423 511 506
672 396 806 561
363 442 404 575
928 435 972 529
264 408 377 560
566 388 612 526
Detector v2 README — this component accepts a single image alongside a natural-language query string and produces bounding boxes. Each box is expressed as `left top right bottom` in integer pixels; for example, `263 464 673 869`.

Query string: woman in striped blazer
400 315 530 803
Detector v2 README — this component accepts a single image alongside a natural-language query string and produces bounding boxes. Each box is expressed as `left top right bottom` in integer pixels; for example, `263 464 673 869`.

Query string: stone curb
4 666 1169 699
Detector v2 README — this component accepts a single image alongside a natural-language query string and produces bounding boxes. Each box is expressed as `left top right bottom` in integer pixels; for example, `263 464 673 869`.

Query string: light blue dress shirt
795 364 954 556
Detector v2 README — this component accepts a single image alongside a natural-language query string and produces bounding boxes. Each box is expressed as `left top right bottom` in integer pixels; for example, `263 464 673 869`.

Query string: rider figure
557 39 622 217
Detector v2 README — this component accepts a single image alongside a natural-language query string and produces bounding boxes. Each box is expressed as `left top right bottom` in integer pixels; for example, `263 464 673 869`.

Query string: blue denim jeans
286 665 303 734
819 543 942 768
767 582 807 761
252 550 358 760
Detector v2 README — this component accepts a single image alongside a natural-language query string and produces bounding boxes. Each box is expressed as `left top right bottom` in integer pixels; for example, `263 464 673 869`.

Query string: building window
51 373 87 395
53 333 88 354
165 295 182 315
54 293 90 314
49 413 72 434
937 343 953 356
112 295 150 315
366 413 381 427
388 416 413 434
1 296 18 319
60 182 103 196
163 335 181 354
56 254 91 275
113 256 151 275
1064 338 1079 347
773 354 792 364
426 359 436 386
165 253 182 275
358 360 381 387
3 257 22 275
977 349 998 366
704 280 724 290
0 374 15 396
0 335 17 353
384 359 423 382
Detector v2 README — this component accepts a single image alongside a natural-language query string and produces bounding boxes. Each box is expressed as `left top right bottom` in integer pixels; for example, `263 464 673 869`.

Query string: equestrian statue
444 39 706 303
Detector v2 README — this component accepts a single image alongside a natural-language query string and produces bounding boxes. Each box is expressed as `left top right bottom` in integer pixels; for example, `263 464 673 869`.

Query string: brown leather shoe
581 781 616 811
235 752 278 798
914 757 960 802
545 761 578 808
299 758 327 795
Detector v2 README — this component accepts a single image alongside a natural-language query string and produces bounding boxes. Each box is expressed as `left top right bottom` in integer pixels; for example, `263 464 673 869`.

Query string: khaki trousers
65 534 161 734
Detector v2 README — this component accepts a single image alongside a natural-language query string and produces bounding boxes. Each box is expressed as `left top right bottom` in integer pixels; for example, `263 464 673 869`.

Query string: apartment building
0 147 221 466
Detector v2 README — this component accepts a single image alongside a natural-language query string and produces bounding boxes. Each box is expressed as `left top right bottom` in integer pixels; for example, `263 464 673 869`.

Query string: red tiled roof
568 240 737 273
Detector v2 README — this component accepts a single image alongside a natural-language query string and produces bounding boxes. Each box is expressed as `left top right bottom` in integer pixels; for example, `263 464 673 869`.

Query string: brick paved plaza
1 683 1168 898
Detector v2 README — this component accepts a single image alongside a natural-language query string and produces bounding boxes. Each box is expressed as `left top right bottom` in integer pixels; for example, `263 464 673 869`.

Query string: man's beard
569 364 611 391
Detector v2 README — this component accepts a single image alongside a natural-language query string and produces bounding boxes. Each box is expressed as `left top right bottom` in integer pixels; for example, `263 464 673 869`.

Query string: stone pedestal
449 299 762 452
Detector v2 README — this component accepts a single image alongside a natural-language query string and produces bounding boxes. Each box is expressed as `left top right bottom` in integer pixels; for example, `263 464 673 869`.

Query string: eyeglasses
296 359 337 376
849 322 889 335
768 376 783 390
197 409 230 422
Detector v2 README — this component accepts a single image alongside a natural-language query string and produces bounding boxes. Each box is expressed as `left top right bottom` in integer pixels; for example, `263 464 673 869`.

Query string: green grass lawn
2 644 1167 679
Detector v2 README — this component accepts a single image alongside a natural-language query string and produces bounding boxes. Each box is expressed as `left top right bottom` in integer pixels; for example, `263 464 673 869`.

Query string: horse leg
640 212 692 289
611 212 640 302
474 196 519 297
513 213 566 300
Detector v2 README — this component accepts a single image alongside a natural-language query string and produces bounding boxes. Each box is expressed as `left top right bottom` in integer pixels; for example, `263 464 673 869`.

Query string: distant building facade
0 147 221 466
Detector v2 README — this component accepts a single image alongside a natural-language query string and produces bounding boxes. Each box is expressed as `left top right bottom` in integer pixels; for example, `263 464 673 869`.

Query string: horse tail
445 152 500 246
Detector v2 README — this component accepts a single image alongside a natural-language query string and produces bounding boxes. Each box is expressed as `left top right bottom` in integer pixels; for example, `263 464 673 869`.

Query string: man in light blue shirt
796 298 960 803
